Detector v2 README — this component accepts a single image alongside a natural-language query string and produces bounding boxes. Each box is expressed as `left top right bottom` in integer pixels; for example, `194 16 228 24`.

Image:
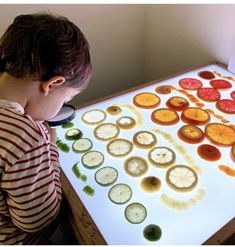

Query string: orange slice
166 96 189 111
177 125 204 144
231 144 235 162
151 108 179 126
133 92 160 109
205 123 235 147
181 107 210 125
155 85 172 94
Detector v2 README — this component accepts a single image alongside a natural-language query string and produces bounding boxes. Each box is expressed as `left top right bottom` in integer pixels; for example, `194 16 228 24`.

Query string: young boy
0 13 92 244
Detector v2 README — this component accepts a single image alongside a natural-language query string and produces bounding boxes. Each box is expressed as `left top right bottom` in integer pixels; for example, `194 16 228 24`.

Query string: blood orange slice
181 107 210 125
197 144 221 161
198 71 215 80
133 92 160 109
197 87 221 102
179 78 202 90
166 96 189 111
231 91 235 100
210 79 232 90
216 99 235 114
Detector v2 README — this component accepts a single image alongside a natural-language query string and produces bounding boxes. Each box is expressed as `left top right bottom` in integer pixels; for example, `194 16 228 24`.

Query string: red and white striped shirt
0 99 62 244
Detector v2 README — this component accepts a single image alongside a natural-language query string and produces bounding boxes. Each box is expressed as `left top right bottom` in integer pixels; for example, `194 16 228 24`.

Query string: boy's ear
41 76 65 96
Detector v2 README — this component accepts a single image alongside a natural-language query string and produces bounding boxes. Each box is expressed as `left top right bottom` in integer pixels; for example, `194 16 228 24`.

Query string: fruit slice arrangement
197 144 221 161
197 88 221 102
166 96 189 111
151 108 179 126
133 92 160 109
179 78 203 90
72 138 93 153
198 71 215 80
177 125 205 144
95 166 118 186
81 151 104 169
124 156 148 177
125 202 147 224
133 131 157 149
65 128 82 140
140 176 161 193
94 123 120 141
205 123 235 147
148 146 176 168
116 116 136 130
143 224 162 242
108 183 132 204
106 105 122 115
107 138 133 157
155 85 172 94
216 99 235 114
210 79 232 90
181 107 210 125
81 109 106 125
166 165 198 192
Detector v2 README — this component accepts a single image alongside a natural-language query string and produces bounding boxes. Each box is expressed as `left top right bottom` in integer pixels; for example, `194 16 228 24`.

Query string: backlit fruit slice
143 224 162 242
148 146 176 168
181 107 210 125
231 91 235 100
81 109 106 125
179 78 203 90
177 125 204 144
95 166 118 186
133 131 157 149
108 183 132 204
151 108 179 126
197 87 221 102
107 139 133 157
198 71 215 80
166 165 198 192
155 85 172 94
210 79 232 90
205 123 235 147
116 116 136 130
65 128 82 140
125 203 147 224
94 123 120 141
216 99 235 114
124 156 148 177
231 144 235 163
81 151 104 169
133 92 160 109
197 144 221 161
166 96 189 111
72 138 93 153
83 185 95 196
106 105 122 115
62 122 74 129
140 176 161 193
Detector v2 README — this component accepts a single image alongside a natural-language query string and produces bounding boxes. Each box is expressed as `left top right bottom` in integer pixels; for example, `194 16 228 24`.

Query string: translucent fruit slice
107 139 133 157
177 125 204 144
82 151 104 169
106 105 122 115
151 108 179 126
81 109 106 125
210 79 232 90
124 156 148 177
125 202 147 224
148 146 176 168
166 165 198 192
181 107 210 125
179 78 203 90
143 224 162 242
231 91 235 100
140 176 161 193
231 144 235 163
108 183 132 204
133 131 157 149
216 99 235 114
95 166 118 186
155 85 172 94
116 116 136 130
133 92 160 109
205 123 235 147
198 71 215 80
65 128 82 140
72 138 93 153
94 123 120 141
197 87 221 102
166 96 189 111
197 144 221 161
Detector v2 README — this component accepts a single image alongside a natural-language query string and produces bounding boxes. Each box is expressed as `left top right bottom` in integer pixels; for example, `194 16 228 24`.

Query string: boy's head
0 13 92 120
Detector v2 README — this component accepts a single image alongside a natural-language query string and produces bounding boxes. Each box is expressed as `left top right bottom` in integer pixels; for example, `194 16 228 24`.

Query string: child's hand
43 123 57 143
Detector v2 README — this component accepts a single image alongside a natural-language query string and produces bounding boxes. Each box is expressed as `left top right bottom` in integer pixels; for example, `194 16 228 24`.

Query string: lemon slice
116 116 136 130
125 202 147 224
108 183 132 204
81 151 104 169
106 105 122 115
94 123 120 141
81 109 106 125
166 165 198 192
95 166 118 186
124 156 148 177
148 146 176 168
107 139 133 157
133 131 157 149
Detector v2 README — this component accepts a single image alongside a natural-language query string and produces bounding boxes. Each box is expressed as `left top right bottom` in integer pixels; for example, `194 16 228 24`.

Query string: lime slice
124 156 148 177
72 138 92 153
108 183 132 204
94 123 120 141
82 151 104 169
107 139 133 157
95 166 118 186
125 202 147 224
65 128 82 141
133 131 157 149
81 109 106 125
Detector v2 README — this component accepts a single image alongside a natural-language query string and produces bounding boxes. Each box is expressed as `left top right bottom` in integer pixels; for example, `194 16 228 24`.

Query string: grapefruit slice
231 91 235 100
166 96 189 111
133 92 160 109
216 99 235 114
210 79 232 90
198 71 215 80
177 125 204 144
181 107 210 125
197 144 221 161
179 78 202 90
151 108 179 126
155 85 171 94
197 87 221 102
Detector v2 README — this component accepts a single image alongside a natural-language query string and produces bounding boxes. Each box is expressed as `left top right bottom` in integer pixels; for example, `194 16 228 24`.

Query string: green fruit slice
82 151 104 169
65 128 82 140
95 166 118 186
61 122 74 129
143 224 162 242
108 183 132 204
72 138 93 153
83 185 95 196
125 202 147 224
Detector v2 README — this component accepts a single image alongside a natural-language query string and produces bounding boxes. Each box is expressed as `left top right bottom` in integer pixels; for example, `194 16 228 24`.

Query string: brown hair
0 13 92 91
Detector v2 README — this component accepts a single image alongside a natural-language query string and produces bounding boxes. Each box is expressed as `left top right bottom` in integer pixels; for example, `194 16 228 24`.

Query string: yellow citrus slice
151 108 179 125
133 92 160 109
106 105 122 115
116 116 136 130
124 156 148 177
107 138 133 157
94 123 120 141
81 109 106 125
133 131 157 149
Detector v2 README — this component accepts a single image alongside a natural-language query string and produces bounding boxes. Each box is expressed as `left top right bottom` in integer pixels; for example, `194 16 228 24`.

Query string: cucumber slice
95 166 118 186
108 183 132 204
83 185 95 196
72 138 92 153
82 151 104 169
125 202 147 224
62 122 74 129
65 128 82 141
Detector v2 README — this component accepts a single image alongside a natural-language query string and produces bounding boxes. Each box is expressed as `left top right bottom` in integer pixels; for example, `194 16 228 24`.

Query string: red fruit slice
198 71 215 80
210 79 232 90
179 78 203 90
231 91 235 100
216 99 235 114
197 88 221 102
197 144 221 161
